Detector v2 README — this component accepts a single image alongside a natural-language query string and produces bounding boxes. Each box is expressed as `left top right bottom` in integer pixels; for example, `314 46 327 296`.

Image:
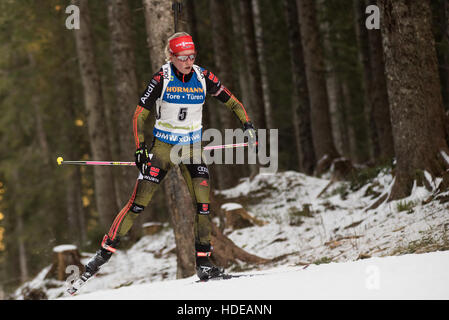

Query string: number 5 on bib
178 107 188 121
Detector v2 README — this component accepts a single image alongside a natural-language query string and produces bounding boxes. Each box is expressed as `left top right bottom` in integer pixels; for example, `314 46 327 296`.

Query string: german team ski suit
101 62 253 258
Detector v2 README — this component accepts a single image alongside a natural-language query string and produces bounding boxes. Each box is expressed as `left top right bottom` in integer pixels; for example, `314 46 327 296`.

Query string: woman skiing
79 32 257 285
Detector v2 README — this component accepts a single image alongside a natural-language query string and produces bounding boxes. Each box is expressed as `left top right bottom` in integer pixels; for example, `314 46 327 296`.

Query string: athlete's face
171 49 196 74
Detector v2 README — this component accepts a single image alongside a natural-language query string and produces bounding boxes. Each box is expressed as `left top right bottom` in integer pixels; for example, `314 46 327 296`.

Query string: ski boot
67 235 119 295
85 235 119 278
195 243 225 280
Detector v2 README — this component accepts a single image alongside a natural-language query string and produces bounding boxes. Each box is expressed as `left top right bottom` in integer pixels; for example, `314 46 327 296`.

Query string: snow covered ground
12 169 449 300
64 251 449 300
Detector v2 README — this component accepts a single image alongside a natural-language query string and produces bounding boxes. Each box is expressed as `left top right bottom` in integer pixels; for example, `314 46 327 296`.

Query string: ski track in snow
12 170 449 300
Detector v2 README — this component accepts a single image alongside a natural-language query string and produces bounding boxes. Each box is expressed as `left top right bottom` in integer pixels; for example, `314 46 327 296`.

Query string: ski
194 264 310 283
195 272 265 283
67 278 86 296
66 272 93 296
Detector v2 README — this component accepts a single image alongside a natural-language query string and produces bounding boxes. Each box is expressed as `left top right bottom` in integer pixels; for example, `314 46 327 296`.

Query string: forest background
1 0 448 295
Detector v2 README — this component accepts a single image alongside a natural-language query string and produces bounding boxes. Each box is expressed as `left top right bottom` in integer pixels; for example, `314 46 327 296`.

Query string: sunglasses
174 53 197 62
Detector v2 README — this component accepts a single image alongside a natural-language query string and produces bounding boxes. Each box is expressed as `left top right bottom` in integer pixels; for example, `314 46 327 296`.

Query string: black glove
243 122 258 153
135 142 150 175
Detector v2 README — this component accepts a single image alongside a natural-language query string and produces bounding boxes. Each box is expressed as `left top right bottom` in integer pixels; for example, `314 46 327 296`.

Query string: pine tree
296 0 340 172
282 0 315 174
379 0 449 200
72 0 118 228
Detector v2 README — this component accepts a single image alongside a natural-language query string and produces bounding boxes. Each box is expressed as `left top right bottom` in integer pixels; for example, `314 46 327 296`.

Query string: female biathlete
81 32 257 283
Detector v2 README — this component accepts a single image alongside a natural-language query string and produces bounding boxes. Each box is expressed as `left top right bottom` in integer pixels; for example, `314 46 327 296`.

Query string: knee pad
195 242 212 256
142 165 167 184
130 203 145 214
186 164 209 179
197 203 210 215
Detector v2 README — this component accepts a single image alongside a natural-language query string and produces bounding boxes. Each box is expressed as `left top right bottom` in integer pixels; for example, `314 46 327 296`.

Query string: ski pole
56 142 257 166
202 141 257 150
56 157 136 166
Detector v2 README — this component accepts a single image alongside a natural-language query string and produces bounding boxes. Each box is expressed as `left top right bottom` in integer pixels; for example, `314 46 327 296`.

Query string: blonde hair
164 32 192 62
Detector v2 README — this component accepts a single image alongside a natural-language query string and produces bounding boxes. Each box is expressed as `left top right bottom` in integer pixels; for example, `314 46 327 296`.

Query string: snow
440 150 449 166
221 203 243 211
64 251 449 300
142 222 163 227
52 245 78 253
11 169 449 300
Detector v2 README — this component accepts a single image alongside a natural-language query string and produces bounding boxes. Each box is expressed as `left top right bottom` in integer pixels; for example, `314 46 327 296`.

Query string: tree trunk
341 81 359 162
10 168 29 284
33 104 50 165
184 0 199 42
142 0 173 72
230 1 252 180
17 212 28 283
66 167 86 246
336 81 351 158
28 53 51 166
282 0 316 174
107 0 143 239
165 168 196 278
252 0 274 129
296 0 340 172
64 57 88 246
358 0 395 163
58 24 88 247
324 63 345 158
239 0 267 130
239 0 265 179
45 246 84 281
100 79 123 209
379 0 449 199
210 223 270 268
72 0 118 228
107 0 139 191
366 22 395 163
318 7 347 160
353 0 376 162
209 0 241 189
443 0 449 111
231 1 252 116
210 0 235 131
